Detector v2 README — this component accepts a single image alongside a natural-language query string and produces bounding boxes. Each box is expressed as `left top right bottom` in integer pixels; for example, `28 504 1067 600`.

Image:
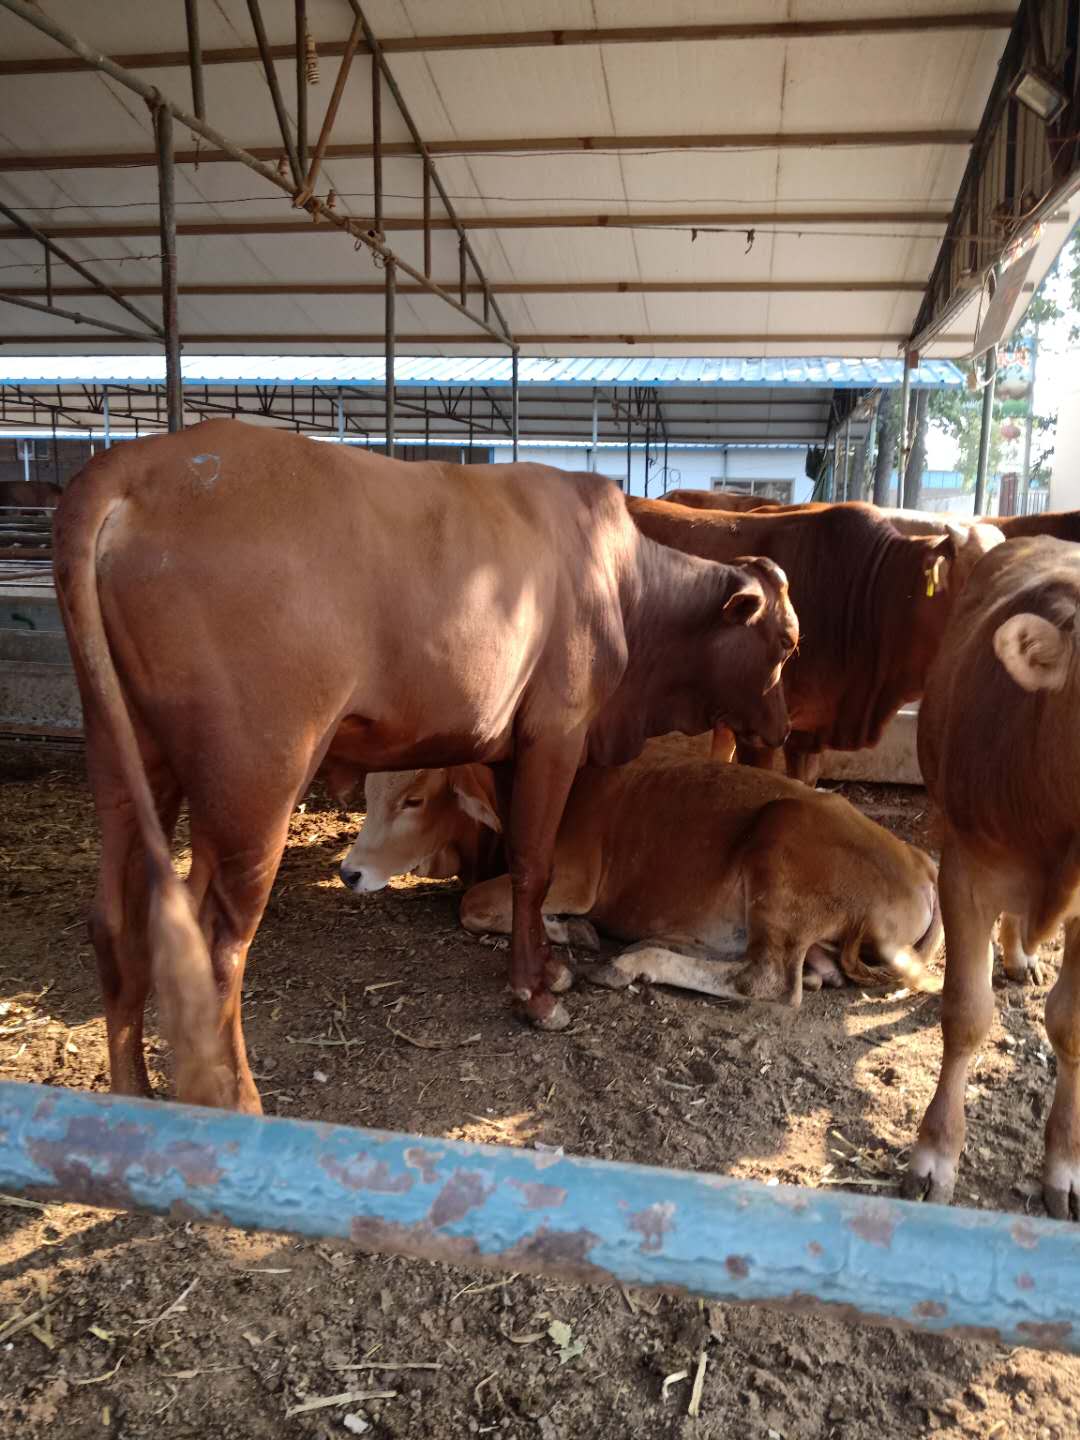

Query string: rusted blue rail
1 1080 1078 1351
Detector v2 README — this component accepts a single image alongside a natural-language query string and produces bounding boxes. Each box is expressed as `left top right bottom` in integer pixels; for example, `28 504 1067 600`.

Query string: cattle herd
49 417 1080 1222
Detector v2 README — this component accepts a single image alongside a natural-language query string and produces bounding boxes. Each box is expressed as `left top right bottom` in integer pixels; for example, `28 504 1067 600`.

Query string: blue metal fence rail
1 1081 1078 1352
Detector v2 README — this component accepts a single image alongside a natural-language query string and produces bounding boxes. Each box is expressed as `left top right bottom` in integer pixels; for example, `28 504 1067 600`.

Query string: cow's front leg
1044 918 1080 1219
504 731 586 1029
903 842 997 1205
460 875 596 988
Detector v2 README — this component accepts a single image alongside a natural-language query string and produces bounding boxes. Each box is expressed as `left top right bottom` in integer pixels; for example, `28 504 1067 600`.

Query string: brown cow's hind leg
903 844 997 1205
1043 917 1080 1219
184 750 315 1113
87 757 181 1098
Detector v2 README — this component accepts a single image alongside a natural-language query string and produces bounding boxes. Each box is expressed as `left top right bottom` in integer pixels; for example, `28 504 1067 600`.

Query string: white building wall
1049 375 1080 510
490 445 813 502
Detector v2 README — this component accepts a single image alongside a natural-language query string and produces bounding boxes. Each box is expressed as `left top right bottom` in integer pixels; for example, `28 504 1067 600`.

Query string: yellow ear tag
925 554 946 598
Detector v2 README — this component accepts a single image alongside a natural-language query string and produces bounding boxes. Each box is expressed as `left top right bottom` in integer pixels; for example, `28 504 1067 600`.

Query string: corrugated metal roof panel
0 355 964 388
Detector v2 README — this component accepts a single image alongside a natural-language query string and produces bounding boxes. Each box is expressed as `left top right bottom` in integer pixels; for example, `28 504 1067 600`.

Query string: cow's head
857 520 1004 747
907 521 1004 660
339 765 499 893
704 555 798 752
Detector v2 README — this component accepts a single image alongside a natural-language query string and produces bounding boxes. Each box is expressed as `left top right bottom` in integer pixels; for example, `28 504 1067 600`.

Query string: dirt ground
1 740 1077 1440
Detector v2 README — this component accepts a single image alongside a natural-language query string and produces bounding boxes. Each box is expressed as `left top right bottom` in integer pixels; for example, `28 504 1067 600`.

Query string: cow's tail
53 472 232 1108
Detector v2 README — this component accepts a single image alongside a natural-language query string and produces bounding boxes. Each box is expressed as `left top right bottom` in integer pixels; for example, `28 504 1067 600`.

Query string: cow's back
562 758 808 938
56 420 640 767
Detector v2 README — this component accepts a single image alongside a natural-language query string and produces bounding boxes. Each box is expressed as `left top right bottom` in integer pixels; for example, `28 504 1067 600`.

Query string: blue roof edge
0 355 966 390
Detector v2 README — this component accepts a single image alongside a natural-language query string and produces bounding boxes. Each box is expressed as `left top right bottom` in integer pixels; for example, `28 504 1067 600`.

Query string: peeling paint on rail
3 1081 1080 1352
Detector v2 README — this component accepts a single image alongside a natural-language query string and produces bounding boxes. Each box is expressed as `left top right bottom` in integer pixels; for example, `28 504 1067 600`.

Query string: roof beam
0 331 945 346
0 12 1018 76
2 279 928 297
0 130 977 171
0 210 951 242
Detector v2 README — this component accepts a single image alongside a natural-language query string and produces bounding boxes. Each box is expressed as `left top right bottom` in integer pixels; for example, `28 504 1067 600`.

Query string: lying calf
904 536 1080 1217
341 752 942 1007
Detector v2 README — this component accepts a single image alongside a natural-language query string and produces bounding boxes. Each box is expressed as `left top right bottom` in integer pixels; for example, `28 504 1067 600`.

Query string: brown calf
344 748 942 1009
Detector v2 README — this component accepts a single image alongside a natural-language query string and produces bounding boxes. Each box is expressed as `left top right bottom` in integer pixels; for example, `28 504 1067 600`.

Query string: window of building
710 478 793 502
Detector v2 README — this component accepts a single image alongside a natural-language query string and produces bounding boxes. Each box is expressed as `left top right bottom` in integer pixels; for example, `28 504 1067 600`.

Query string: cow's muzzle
339 862 389 894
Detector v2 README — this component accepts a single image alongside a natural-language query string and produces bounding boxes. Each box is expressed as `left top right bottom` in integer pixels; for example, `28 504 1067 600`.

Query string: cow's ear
928 521 1005 596
993 612 1072 692
721 579 765 627
448 765 502 832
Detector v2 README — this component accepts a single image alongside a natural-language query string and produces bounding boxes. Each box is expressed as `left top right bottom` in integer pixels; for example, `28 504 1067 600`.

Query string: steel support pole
625 398 632 494
344 0 513 345
511 348 519 462
5 1081 1080 1354
0 292 163 341
103 387 110 448
247 0 302 188
295 0 307 171
154 104 183 433
973 346 997 517
384 259 396 458
1020 328 1038 507
590 386 599 471
896 351 912 506
184 0 206 120
336 386 344 442
372 51 383 235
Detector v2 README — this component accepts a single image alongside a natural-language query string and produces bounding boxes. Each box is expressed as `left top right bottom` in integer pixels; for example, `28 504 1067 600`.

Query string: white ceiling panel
0 2 1025 356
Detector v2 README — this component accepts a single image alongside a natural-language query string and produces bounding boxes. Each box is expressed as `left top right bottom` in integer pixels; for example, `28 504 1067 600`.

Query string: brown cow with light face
904 536 1080 1218
629 497 1001 781
343 749 943 1009
54 419 797 1112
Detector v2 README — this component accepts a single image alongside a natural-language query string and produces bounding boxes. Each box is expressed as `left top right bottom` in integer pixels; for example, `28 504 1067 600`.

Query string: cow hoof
565 919 601 952
1043 1155 1080 1220
584 960 635 991
546 957 574 994
1005 955 1044 986
1043 1184 1079 1221
901 1149 957 1206
529 996 571 1032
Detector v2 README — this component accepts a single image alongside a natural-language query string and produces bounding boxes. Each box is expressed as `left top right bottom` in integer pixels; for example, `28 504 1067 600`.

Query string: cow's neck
828 526 932 750
588 537 735 765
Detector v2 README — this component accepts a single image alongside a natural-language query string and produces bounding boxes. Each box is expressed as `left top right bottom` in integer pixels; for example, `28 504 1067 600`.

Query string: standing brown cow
54 420 797 1112
664 488 784 514
904 536 1080 1217
628 497 1000 779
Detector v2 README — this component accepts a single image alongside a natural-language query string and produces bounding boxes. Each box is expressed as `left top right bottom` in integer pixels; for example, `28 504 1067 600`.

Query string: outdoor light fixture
1012 64 1068 123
